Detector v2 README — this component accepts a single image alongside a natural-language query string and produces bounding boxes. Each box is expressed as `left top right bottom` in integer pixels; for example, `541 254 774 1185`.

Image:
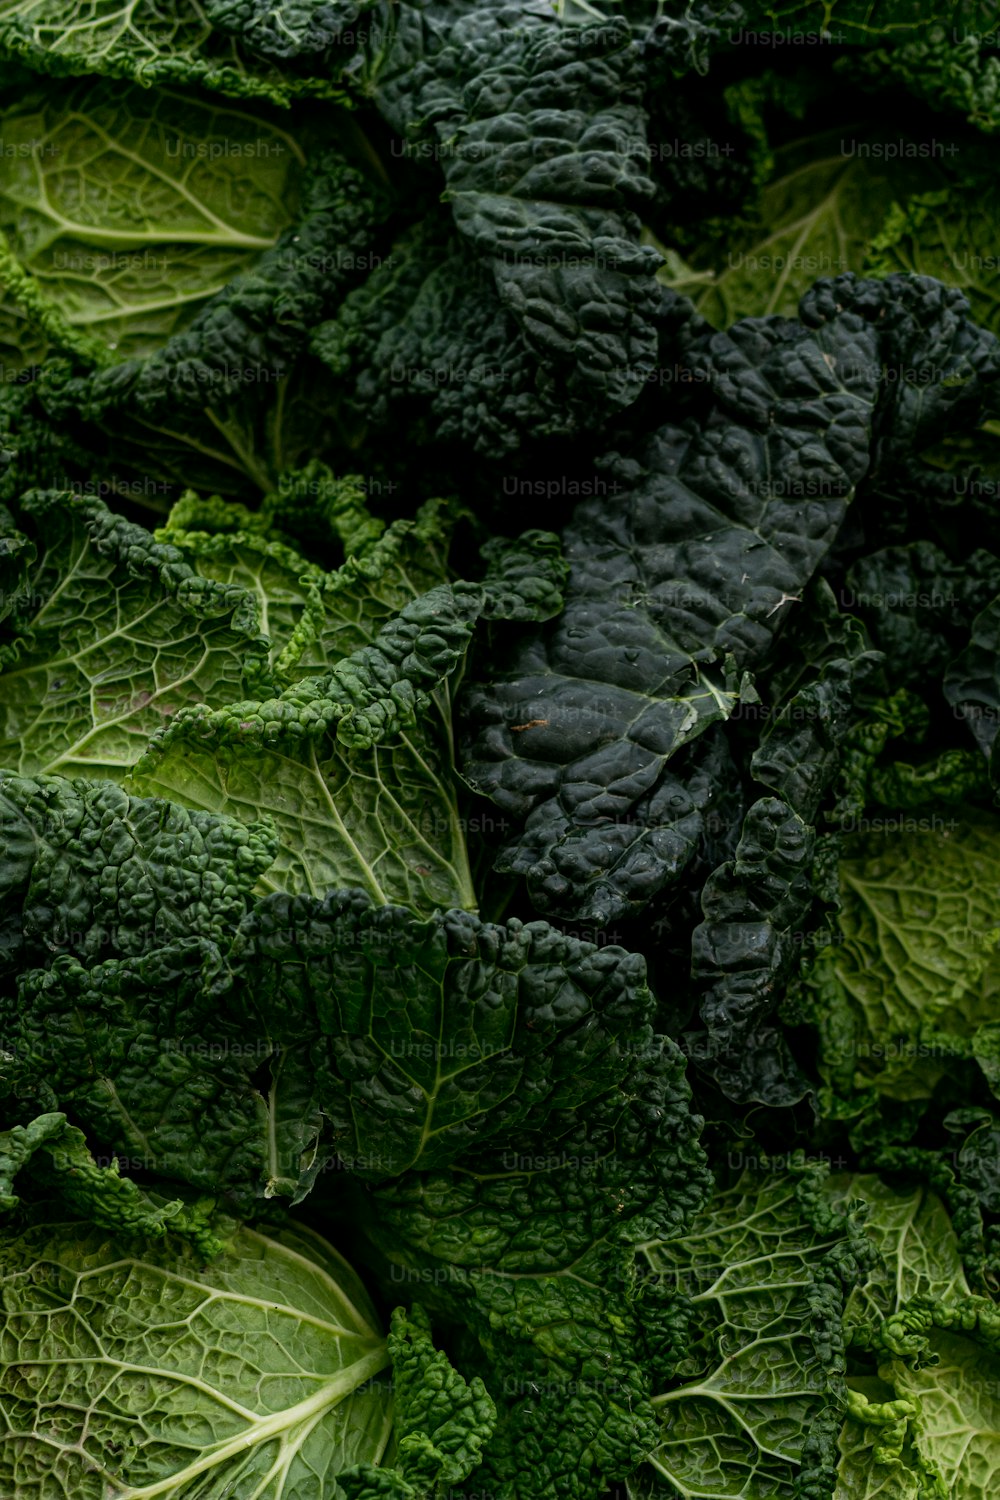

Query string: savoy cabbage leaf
0 77 306 365
0 1210 397 1498
0 0 347 103
0 75 385 497
0 489 270 778
828 1171 1000 1500
2 10 1000 1498
0 1109 220 1251
204 0 379 59
737 0 994 41
801 816 1000 1109
130 525 564 908
360 1034 710 1499
633 1161 880 1499
0 478 564 911
844 22 1000 134
232 892 655 1179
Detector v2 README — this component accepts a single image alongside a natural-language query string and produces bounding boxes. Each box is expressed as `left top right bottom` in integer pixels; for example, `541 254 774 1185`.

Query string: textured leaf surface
637 1165 873 1499
235 892 654 1178
808 818 1000 1103
845 542 1000 696
846 23 1000 135
340 1305 496 1498
944 593 1000 761
159 487 454 685
0 769 275 969
0 0 342 103
0 490 268 779
828 1173 991 1500
313 218 599 458
0 1218 393 1498
361 0 662 412
461 272 1000 925
865 168 1000 337
674 123 931 326
0 77 303 364
131 534 564 909
0 1111 218 1252
688 797 816 1106
10 137 384 497
205 0 375 58
461 276 883 923
739 0 993 42
7 946 288 1205
363 1036 710 1500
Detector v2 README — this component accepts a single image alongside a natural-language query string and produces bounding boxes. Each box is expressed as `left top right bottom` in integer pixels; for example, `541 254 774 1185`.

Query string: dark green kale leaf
356 0 663 416
843 542 1000 694
460 274 1000 927
312 216 602 457
945 594 1000 761
687 798 816 1106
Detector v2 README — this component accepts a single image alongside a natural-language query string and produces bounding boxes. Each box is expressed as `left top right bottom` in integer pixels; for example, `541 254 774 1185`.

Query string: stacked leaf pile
2 4 1000 1497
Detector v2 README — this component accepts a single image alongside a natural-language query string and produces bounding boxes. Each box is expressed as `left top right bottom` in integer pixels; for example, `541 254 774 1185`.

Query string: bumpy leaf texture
357 0 663 415
340 1305 496 1500
0 0 345 102
738 0 996 42
0 1110 219 1252
802 816 1000 1109
0 489 269 779
846 22 1000 134
687 797 817 1107
130 527 564 909
43 144 384 423
636 1164 878 1500
945 592 1000 761
0 1216 396 1497
312 215 601 457
205 0 376 57
0 77 305 364
0 769 275 972
233 892 655 1179
361 1035 709 1500
828 1170 1000 1500
0 73 386 496
460 274 1000 926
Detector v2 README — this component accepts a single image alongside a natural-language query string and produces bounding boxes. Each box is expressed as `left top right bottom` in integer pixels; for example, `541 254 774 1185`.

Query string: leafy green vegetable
0 489 270 778
0 77 306 364
0 1110 220 1250
461 271 1000 926
357 0 663 414
634 1161 878 1498
803 817 1000 1107
0 0 349 102
362 1033 709 1498
0 1209 398 1497
2 8 1000 1498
